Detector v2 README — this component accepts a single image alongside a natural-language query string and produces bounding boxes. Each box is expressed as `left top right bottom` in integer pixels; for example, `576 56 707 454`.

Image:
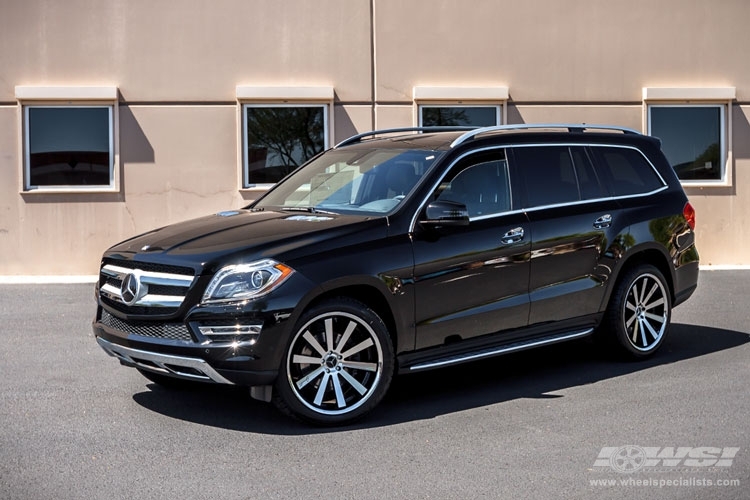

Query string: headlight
202 259 294 304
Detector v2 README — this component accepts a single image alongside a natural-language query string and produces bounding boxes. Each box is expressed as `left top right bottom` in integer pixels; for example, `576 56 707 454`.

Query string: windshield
254 148 442 215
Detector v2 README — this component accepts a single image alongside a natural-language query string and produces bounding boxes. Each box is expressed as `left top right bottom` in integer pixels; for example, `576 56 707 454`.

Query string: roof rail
450 123 642 148
334 126 476 149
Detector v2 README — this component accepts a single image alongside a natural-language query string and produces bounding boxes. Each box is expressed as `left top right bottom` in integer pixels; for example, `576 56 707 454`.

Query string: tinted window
420 106 499 127
434 153 510 217
244 105 327 185
513 146 580 207
26 106 112 188
570 147 606 200
649 105 723 181
592 146 664 196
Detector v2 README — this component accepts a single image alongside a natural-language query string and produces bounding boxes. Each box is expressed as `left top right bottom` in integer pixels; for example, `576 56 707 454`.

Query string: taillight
683 202 696 231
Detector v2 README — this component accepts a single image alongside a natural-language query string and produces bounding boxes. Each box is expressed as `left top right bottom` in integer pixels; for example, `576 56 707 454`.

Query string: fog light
198 324 262 345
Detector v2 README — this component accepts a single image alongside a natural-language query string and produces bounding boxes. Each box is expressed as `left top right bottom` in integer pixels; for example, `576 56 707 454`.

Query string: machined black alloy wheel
274 298 394 425
601 264 672 358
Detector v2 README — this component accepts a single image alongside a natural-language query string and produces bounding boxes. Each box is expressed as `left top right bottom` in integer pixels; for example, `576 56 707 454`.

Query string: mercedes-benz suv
93 124 699 425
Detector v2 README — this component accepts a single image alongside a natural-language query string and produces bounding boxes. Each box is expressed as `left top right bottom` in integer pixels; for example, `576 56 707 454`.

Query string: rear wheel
601 264 672 358
273 298 394 426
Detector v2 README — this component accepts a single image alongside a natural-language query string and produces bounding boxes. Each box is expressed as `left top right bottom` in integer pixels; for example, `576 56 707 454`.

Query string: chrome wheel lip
286 311 384 416
622 272 669 352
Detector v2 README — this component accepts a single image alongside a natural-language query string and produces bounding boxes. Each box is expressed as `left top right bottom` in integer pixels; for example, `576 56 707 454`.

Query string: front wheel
601 265 672 358
273 298 394 426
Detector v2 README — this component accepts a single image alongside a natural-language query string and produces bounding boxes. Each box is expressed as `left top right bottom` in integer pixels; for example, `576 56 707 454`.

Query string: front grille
100 298 179 317
98 258 196 315
102 258 194 276
100 310 194 342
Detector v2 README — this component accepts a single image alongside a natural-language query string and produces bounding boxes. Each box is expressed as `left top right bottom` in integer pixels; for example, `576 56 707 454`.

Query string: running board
408 328 594 372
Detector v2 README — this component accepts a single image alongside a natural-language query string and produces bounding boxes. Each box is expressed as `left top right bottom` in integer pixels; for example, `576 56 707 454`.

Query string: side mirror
420 200 470 227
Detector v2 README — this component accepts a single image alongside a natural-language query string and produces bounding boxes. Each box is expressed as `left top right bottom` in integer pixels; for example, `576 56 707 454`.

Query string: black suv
93 124 699 425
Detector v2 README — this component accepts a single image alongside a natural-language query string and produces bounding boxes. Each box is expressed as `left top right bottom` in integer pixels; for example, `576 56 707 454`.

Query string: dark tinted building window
26 106 113 188
649 105 723 181
244 105 327 185
420 106 499 127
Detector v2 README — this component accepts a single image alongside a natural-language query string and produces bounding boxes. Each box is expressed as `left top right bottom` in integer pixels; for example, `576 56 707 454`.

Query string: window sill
239 185 273 192
21 186 119 195
679 179 731 188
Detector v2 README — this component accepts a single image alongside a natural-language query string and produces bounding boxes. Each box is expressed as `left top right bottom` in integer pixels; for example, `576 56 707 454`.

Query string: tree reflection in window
420 106 498 127
245 106 326 185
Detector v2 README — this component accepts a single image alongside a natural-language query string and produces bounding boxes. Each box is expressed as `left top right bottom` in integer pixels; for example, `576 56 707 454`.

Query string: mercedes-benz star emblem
120 272 142 306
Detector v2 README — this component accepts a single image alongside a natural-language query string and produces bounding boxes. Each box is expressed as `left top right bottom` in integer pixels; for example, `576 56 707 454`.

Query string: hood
105 209 387 269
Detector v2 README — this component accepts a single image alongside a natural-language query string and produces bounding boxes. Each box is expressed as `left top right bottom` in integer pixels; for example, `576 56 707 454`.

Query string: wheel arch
303 284 403 354
604 247 676 310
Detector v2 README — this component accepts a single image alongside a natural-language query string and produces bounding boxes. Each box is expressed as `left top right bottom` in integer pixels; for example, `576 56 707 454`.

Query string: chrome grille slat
100 310 194 342
98 260 195 312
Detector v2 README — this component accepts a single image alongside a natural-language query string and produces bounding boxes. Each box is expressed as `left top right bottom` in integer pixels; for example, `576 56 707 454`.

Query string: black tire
137 368 206 390
273 298 395 426
600 264 672 359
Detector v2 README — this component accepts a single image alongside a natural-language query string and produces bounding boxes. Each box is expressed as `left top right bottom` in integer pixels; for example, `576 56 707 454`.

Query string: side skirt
398 327 594 373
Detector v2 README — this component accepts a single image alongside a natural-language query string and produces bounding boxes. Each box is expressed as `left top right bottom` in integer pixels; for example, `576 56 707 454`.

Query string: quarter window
648 105 724 182
23 105 114 190
590 146 665 196
243 104 328 186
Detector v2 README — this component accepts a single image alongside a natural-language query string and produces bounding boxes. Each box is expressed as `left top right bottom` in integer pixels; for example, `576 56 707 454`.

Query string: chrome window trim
520 185 669 214
410 142 669 232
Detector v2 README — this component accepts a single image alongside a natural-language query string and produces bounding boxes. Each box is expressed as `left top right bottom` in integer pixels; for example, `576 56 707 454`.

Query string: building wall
0 0 748 275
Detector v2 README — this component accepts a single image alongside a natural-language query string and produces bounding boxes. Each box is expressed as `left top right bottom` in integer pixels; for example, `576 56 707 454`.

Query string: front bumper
96 336 236 384
92 265 321 387
92 301 294 386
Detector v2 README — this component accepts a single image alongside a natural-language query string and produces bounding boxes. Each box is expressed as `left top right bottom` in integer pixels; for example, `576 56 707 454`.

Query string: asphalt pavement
0 271 747 500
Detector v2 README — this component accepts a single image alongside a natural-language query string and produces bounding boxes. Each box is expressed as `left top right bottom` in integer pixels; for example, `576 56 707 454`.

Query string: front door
411 150 531 350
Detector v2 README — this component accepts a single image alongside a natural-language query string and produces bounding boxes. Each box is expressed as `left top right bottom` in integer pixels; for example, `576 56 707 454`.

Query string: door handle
501 227 524 245
593 214 612 229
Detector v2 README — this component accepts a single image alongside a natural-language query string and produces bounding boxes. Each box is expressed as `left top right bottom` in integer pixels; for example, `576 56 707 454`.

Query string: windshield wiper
279 206 337 215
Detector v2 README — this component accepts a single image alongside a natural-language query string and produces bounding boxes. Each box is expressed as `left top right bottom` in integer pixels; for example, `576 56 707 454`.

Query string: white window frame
236 86 333 190
15 86 119 193
413 86 509 127
643 87 735 187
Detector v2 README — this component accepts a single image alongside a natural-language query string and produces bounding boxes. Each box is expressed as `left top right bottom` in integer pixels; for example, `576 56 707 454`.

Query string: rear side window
591 146 665 196
512 145 606 208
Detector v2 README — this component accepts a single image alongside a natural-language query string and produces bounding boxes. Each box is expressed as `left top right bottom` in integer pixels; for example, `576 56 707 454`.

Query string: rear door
512 145 624 326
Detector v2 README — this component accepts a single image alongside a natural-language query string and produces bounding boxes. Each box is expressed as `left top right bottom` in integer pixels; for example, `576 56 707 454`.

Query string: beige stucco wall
1 0 749 275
